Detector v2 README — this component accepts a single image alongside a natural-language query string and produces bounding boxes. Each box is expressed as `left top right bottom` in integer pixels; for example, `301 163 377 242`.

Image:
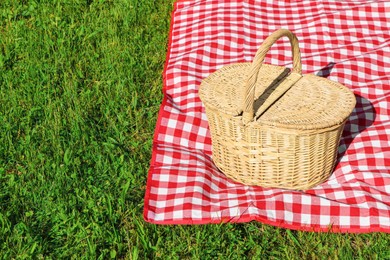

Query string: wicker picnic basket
199 29 356 190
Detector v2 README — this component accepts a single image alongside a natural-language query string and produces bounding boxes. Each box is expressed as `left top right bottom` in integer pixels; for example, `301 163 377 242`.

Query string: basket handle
242 29 302 124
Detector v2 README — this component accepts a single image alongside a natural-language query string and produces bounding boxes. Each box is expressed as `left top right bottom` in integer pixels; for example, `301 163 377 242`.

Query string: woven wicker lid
199 29 356 130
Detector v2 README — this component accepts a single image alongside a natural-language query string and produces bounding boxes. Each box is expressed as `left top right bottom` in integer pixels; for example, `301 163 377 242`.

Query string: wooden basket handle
242 29 302 124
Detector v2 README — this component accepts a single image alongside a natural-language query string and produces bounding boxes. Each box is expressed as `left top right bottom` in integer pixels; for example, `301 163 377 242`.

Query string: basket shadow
316 62 336 77
336 94 376 164
314 62 376 165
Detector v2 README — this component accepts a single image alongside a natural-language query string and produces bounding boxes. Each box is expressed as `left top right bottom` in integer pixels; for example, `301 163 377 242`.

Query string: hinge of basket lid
254 72 303 119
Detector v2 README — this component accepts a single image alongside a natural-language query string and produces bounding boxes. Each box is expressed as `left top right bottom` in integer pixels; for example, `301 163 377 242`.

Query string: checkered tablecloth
144 0 390 233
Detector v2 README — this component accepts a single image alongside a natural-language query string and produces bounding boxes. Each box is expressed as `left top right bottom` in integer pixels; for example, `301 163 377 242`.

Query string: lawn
0 0 389 259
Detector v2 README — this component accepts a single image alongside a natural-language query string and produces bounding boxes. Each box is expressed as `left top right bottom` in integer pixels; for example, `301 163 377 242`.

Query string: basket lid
199 29 356 130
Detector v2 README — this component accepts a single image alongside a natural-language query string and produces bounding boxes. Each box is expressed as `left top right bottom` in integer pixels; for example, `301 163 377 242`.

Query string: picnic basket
199 29 356 190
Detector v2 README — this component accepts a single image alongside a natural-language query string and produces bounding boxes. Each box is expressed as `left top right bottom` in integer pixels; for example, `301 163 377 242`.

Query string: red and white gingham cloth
144 0 390 232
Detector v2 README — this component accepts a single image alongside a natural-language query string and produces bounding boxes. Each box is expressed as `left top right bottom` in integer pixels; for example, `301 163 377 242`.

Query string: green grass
0 0 389 259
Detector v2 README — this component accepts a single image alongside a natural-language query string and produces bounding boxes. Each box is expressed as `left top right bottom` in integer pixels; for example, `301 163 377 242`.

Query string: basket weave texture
199 29 356 190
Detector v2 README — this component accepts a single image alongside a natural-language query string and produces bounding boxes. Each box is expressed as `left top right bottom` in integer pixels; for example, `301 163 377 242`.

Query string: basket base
214 160 334 190
208 115 346 190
